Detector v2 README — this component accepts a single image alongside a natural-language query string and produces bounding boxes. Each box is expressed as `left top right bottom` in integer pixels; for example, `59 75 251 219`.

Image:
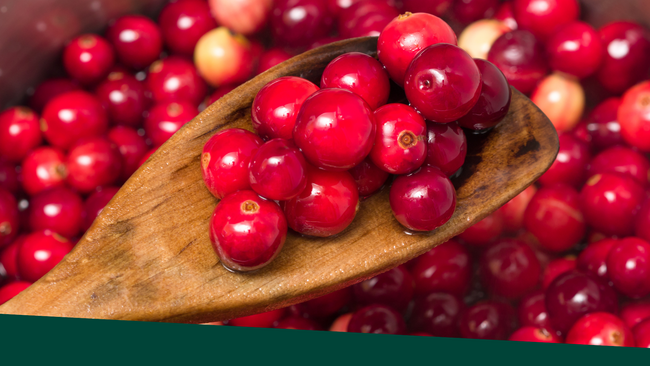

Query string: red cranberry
0 189 18 248
0 107 42 163
329 313 353 331
633 318 650 348
66 137 123 194
545 270 619 334
0 162 19 194
82 187 119 232
158 0 217 57
21 147 67 196
577 239 617 282
347 304 406 335
424 122 467 177
41 91 109 150
107 126 149 182
411 240 471 297
518 290 553 331
542 256 577 289
401 0 452 16
228 308 286 327
206 85 238 106
307 36 344 50
106 15 163 69
251 76 319 141
389 166 456 232
28 78 81 113
256 48 293 75
283 166 359 237
28 187 83 239
458 210 504 247
458 59 511 131
538 134 591 188
293 88 376 170
377 12 457 86
585 98 624 152
618 81 650 152
404 44 482 123
320 52 390 111
531 73 585 133
353 266 413 313
458 301 515 340
634 197 650 244
487 30 549 94
295 287 352 318
17 230 74 282
546 21 603 79
348 157 390 198
94 71 148 128
144 101 198 147
194 27 255 88
512 0 579 42
607 237 650 299
494 1 518 30
249 138 308 201
408 292 464 337
274 316 322 330
596 21 650 94
621 301 650 329
452 0 499 24
457 19 511 60
270 0 333 48
580 173 645 237
139 148 157 167
0 281 31 305
479 238 541 299
63 34 115 85
146 57 208 107
210 0 273 36
338 1 399 39
523 184 586 253
588 147 650 188
566 312 634 346
498 184 537 233
508 326 561 343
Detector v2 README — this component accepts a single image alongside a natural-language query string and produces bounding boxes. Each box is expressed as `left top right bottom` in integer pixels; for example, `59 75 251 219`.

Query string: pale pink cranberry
194 27 255 87
530 73 585 133
458 19 511 60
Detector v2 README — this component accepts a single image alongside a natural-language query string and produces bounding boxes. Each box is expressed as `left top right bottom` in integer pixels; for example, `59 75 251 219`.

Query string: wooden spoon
0 37 558 323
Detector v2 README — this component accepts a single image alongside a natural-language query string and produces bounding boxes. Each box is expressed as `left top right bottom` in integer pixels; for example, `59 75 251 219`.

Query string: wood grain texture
0 36 558 323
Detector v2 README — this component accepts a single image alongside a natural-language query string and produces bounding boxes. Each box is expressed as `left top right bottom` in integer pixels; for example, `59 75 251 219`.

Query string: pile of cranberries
1 0 650 348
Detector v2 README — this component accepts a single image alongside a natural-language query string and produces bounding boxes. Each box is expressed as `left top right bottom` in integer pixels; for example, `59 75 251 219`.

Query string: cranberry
353 266 413 313
389 166 456 232
588 147 650 188
512 0 579 42
82 187 120 232
606 237 650 299
410 240 471 297
17 230 74 282
498 184 537 233
348 157 390 198
458 210 504 247
206 85 239 105
283 166 359 237
28 187 83 238
404 44 482 123
538 134 591 188
457 19 511 60
0 107 42 163
508 326 561 343
106 15 163 70
210 0 273 36
545 270 619 334
256 48 293 75
377 12 457 87
146 57 207 107
63 34 115 85
0 189 18 248
546 21 603 79
494 1 518 30
635 197 650 244
621 301 650 329
139 148 157 167
580 173 645 237
596 21 650 94
585 98 624 152
0 162 19 194
275 316 322 330
270 0 333 47
424 122 467 177
618 81 650 152
542 256 577 289
566 312 634 346
523 184 586 253
41 91 109 150
487 30 548 95
452 0 499 24
107 126 149 182
21 147 67 196
457 59 511 131
28 78 81 113
158 0 217 57
329 313 353 332
347 304 406 335
530 73 585 133
633 318 650 348
518 290 553 331
577 239 616 282
479 238 541 299
194 27 255 87
228 308 286 327
409 292 464 337
251 76 319 141
295 287 352 318
337 1 399 39
401 0 452 16
66 137 123 194
0 281 31 305
144 101 198 147
307 36 344 50
458 301 515 340
293 88 375 170
249 138 308 201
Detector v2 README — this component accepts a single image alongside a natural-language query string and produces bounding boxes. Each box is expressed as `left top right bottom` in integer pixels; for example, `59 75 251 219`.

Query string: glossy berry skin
158 0 217 57
404 44 482 123
144 101 198 147
585 98 624 152
106 15 163 69
274 316 322 331
0 281 31 305
410 239 471 297
402 0 452 16
498 184 537 233
0 107 42 163
458 210 504 247
256 48 293 75
424 122 467 176
283 166 359 237
21 147 68 196
0 189 18 248
458 59 511 131
458 301 515 340
545 270 619 334
293 287 352 318
228 308 286 328
251 76 319 141
82 187 119 232
66 137 123 194
409 292 464 338
635 198 650 244
28 187 83 238
41 91 109 150
201 129 263 200
390 166 456 232
607 237 650 299
509 326 561 343
377 12 457 87
337 1 399 39
518 290 553 331
95 71 148 127
580 173 645 237
531 73 585 133
63 34 115 85
542 256 577 289
577 239 617 281
347 304 406 335
618 81 650 152
487 30 549 95
293 88 376 170
320 52 390 111
28 78 81 113
620 301 650 330
458 19 511 60
249 139 308 201
538 134 591 188
353 266 413 313
546 21 602 79
0 236 22 280
146 57 208 107
480 238 541 299
17 230 74 282
513 0 580 42
194 27 254 88
588 147 650 188
566 312 635 346
523 184 586 253
453 0 499 24
348 157 390 198
107 126 149 182
270 0 333 48
633 318 650 348
596 21 650 94
370 104 427 175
